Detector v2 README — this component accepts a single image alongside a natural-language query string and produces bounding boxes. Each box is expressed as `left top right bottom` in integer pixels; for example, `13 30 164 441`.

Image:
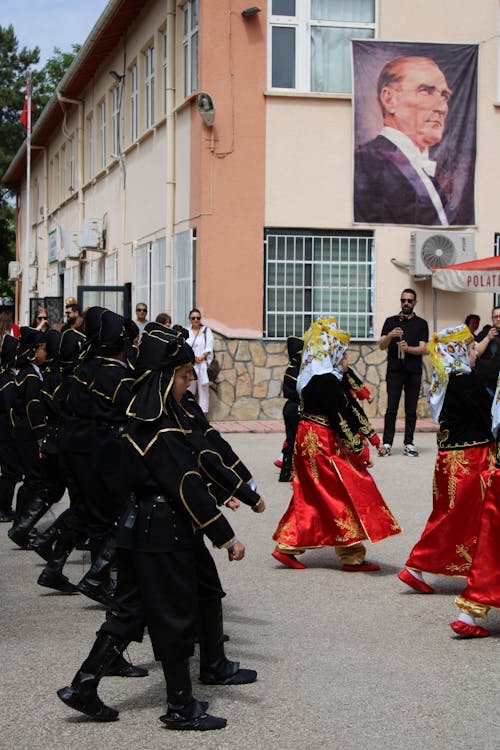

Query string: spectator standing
475 306 500 395
464 314 480 341
379 288 429 457
0 310 20 338
134 303 149 334
61 303 84 333
187 308 214 414
32 307 51 332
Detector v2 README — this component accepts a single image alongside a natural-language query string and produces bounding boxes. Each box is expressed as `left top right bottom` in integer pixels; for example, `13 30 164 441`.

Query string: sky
1 0 110 66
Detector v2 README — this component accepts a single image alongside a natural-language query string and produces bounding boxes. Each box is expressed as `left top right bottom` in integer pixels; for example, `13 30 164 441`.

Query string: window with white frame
87 115 94 179
130 64 138 142
61 145 66 199
112 86 120 156
172 229 195 326
145 44 155 129
264 228 374 339
69 137 75 191
183 1 198 98
269 0 375 94
99 100 107 169
162 28 168 116
134 238 167 319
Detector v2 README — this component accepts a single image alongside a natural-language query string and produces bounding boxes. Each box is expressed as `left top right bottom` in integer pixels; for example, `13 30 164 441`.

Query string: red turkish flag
19 81 33 132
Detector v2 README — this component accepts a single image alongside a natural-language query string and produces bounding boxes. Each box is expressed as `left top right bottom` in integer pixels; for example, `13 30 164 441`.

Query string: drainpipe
166 0 176 313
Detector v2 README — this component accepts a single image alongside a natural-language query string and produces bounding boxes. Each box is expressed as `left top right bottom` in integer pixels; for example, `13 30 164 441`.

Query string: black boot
104 652 148 678
77 536 116 606
13 484 29 523
8 493 51 549
28 509 71 561
0 475 17 522
198 599 257 685
278 453 293 482
159 658 226 731
37 527 80 594
57 632 123 721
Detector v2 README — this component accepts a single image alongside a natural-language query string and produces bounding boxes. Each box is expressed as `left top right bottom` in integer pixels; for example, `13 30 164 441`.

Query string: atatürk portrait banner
352 40 478 227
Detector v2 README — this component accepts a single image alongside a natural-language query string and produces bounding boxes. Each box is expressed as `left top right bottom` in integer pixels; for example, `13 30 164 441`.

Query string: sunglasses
190 316 201 320
136 308 147 312
400 298 415 304
37 316 48 320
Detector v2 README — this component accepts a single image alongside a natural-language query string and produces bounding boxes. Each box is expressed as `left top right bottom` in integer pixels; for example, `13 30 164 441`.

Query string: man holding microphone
379 289 429 457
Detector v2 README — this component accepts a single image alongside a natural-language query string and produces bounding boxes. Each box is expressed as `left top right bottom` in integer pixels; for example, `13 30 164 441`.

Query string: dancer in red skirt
398 324 495 594
450 373 500 638
272 318 401 571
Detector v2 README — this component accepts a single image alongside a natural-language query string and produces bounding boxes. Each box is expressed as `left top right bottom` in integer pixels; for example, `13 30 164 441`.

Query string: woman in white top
187 308 214 413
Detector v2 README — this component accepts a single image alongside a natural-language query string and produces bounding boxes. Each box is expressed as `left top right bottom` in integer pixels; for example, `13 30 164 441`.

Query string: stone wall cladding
207 334 433 422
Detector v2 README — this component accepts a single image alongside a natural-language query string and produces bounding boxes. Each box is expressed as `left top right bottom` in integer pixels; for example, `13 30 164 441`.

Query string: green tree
0 26 79 299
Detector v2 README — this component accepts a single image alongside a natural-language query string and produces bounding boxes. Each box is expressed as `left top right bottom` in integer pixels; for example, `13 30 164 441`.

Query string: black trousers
101 534 225 662
382 369 422 446
282 401 300 459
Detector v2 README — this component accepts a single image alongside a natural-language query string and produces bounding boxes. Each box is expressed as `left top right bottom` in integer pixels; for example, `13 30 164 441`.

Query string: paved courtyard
1 431 498 750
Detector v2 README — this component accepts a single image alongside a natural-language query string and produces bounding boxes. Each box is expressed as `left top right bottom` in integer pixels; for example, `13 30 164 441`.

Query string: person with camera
379 288 429 457
475 307 500 396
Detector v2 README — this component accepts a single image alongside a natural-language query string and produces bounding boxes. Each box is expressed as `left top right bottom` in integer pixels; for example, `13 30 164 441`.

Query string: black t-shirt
381 314 429 374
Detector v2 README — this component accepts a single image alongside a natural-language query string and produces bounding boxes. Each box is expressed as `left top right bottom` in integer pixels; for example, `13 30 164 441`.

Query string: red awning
432 255 500 292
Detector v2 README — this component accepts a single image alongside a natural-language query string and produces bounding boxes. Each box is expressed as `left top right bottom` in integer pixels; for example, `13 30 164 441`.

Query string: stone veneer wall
207 333 433 422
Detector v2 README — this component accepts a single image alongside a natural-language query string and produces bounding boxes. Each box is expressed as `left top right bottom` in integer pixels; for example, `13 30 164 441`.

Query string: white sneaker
404 444 419 457
383 444 392 456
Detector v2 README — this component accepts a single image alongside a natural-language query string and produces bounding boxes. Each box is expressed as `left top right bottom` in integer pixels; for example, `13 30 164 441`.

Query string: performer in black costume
8 327 65 548
0 335 21 521
57 323 263 730
278 336 303 482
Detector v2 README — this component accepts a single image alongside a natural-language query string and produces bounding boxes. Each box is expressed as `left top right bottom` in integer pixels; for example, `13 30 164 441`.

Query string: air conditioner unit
8 261 22 280
80 217 104 251
409 231 475 277
63 230 81 260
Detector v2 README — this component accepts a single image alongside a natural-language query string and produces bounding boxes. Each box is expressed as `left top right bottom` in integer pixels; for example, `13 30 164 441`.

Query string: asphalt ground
1 432 499 750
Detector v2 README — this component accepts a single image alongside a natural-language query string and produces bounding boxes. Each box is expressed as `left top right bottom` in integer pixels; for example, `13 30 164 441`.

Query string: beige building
4 0 500 420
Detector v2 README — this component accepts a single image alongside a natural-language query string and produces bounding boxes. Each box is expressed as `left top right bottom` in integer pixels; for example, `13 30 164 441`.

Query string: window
135 238 167 318
130 64 138 142
112 86 120 156
162 28 168 115
99 100 107 169
61 145 66 200
183 1 198 98
269 0 375 94
264 228 374 338
87 115 94 179
69 137 75 191
172 229 196 325
145 45 155 129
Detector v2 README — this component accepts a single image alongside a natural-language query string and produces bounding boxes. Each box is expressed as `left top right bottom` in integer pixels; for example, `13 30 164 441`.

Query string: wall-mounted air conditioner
80 217 104 251
63 230 81 260
410 231 475 277
8 261 22 280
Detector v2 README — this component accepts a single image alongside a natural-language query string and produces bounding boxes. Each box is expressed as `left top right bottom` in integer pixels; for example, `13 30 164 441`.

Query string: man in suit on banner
354 56 452 225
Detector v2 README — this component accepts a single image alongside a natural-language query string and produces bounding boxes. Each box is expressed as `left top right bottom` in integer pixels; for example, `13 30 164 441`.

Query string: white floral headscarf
492 372 500 439
427 324 473 423
296 317 350 396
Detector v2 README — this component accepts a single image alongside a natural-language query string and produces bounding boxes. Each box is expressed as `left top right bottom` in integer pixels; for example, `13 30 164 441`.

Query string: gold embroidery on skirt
380 505 401 532
335 508 362 542
442 450 470 509
300 428 323 484
445 540 475 573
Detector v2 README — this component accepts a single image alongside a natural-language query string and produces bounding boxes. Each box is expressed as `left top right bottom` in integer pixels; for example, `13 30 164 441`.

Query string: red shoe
272 550 307 569
273 459 283 468
397 568 434 594
341 561 380 572
449 620 490 638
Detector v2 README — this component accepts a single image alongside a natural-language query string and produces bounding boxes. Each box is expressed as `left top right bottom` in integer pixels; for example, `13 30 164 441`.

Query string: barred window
264 229 374 339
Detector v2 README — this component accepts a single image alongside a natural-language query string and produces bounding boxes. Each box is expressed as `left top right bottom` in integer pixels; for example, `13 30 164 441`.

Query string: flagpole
23 70 32 323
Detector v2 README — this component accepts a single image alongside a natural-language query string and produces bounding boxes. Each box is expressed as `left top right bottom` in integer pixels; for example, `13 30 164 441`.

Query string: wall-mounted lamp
241 6 261 17
196 92 215 127
109 70 125 83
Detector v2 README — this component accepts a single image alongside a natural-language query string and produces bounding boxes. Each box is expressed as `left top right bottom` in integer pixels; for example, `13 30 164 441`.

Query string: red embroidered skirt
458 467 500 609
406 443 495 577
272 420 402 549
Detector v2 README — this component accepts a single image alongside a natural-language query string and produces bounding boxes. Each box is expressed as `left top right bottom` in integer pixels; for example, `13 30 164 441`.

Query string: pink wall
190 1 267 336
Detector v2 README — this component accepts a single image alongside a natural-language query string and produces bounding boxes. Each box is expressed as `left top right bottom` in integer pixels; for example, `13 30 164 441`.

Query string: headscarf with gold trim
0 334 18 371
297 317 350 396
427 324 473 423
127 322 195 422
16 326 46 366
